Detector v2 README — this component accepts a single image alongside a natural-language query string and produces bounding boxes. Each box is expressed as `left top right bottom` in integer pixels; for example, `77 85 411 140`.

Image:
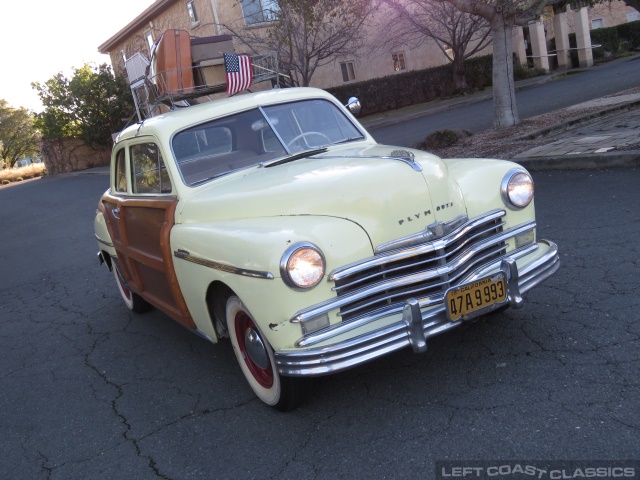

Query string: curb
515 99 640 140
512 150 640 171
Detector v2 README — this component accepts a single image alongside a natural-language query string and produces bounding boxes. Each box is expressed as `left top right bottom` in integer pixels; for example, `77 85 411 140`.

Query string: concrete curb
512 150 640 171
515 99 640 141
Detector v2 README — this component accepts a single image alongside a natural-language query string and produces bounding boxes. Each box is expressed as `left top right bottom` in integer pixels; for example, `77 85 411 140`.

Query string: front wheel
226 296 310 411
112 264 151 313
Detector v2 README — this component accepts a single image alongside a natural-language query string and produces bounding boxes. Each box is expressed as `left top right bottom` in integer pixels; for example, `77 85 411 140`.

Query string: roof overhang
98 0 176 54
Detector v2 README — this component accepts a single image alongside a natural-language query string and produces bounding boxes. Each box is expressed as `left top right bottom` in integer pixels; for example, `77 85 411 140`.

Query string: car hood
177 144 466 249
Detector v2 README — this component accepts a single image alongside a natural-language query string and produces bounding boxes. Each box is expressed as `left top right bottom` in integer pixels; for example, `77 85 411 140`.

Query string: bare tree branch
221 0 378 86
380 0 492 90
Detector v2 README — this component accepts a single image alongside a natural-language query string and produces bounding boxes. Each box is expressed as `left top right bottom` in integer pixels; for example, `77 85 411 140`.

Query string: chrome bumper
275 240 559 377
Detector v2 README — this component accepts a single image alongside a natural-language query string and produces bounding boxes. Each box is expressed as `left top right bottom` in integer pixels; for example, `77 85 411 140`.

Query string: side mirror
345 97 361 116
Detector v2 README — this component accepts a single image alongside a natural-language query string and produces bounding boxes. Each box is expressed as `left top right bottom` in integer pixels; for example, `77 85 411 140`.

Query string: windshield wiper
189 170 234 186
334 136 365 144
263 147 328 168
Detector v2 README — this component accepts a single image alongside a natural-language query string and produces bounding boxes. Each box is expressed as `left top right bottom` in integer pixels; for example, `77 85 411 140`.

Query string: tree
222 0 378 87
32 64 134 148
380 0 492 91
0 100 40 169
437 0 558 127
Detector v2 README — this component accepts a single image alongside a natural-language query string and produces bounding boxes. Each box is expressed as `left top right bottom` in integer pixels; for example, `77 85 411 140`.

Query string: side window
114 149 128 193
131 143 173 194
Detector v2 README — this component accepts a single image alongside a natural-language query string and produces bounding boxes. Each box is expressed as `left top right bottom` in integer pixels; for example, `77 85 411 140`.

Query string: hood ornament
385 150 422 171
376 214 468 253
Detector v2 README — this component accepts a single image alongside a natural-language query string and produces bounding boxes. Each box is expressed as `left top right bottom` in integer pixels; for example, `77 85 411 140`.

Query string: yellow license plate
445 273 507 322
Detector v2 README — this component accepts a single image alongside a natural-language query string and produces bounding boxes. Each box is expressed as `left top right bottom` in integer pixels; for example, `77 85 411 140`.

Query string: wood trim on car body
100 191 196 329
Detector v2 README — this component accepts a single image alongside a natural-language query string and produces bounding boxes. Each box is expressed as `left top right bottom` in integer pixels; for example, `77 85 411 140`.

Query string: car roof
116 87 342 144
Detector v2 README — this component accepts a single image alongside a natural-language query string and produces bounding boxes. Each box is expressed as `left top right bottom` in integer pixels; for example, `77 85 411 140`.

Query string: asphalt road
1 167 639 479
371 55 640 147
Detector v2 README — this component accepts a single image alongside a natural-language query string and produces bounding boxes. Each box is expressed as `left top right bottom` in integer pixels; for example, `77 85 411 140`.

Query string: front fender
444 159 536 229
170 215 373 350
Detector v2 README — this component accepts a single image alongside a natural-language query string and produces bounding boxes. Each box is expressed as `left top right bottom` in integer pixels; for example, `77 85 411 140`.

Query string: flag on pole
224 53 253 96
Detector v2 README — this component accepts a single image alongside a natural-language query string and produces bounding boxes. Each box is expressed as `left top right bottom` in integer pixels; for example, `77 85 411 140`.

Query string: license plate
445 273 507 322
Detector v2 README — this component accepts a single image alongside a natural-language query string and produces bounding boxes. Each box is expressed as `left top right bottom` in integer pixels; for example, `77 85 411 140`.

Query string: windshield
172 98 365 186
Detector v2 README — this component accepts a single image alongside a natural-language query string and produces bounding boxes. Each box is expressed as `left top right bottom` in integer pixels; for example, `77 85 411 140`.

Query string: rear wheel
112 265 151 313
226 296 310 411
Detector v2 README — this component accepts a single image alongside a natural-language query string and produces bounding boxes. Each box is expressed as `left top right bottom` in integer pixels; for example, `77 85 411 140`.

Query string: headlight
501 169 534 209
281 242 325 290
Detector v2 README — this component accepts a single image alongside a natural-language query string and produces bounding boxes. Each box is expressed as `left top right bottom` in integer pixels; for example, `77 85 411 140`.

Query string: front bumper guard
275 240 559 377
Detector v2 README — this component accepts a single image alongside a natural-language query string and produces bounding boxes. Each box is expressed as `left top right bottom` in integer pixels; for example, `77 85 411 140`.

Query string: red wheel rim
235 311 273 388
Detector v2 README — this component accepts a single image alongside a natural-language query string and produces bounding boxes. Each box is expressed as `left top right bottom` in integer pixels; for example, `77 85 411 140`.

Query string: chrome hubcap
244 327 270 370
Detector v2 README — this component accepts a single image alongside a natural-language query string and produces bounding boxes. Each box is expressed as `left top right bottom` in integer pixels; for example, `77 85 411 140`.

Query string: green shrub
424 129 472 149
617 20 640 50
591 26 621 57
2 179 9 185
16 177 23 182
326 55 493 117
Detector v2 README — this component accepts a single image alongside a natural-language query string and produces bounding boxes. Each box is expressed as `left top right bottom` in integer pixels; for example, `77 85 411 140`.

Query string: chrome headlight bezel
501 168 534 210
280 242 326 290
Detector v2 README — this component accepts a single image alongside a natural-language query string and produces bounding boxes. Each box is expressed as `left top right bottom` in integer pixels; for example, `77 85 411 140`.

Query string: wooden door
101 193 195 329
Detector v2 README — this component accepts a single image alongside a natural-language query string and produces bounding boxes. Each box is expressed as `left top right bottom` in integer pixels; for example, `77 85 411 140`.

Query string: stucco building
99 0 638 93
98 0 472 92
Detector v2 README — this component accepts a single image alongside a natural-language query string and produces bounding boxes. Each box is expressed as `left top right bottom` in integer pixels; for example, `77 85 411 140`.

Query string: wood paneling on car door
100 192 195 329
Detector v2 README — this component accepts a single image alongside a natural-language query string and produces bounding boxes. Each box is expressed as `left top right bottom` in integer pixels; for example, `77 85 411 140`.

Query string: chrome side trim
292 221 536 324
95 234 114 248
275 240 559 377
174 250 274 280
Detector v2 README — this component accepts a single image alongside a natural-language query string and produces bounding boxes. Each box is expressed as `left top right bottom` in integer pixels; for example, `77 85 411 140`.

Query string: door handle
112 208 121 220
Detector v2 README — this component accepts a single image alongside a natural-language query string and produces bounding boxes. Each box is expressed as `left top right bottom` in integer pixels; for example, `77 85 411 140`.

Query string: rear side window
114 149 127 193
131 143 173 194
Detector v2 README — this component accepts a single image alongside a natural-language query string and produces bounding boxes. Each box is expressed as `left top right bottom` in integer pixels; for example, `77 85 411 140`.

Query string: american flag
224 53 253 96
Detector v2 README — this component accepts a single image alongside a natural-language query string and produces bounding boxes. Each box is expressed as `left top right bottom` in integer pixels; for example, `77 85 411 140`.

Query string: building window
392 52 406 72
121 50 127 63
241 0 279 25
627 12 639 22
591 18 604 29
187 0 199 26
340 62 356 82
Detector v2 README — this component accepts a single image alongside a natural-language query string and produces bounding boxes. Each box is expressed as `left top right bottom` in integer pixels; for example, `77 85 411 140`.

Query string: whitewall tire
226 296 309 411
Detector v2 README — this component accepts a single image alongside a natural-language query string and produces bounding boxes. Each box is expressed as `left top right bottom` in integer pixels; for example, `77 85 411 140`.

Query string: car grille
331 210 507 322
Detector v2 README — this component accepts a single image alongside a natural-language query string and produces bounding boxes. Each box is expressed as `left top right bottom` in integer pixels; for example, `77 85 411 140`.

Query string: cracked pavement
0 169 638 479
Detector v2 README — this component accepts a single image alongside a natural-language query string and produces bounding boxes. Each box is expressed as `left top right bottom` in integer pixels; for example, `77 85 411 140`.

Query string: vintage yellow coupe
94 87 559 410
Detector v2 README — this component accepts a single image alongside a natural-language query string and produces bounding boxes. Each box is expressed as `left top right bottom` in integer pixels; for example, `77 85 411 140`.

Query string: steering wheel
286 131 331 149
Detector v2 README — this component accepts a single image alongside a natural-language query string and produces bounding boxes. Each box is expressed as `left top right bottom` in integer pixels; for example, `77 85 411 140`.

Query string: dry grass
0 163 47 185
